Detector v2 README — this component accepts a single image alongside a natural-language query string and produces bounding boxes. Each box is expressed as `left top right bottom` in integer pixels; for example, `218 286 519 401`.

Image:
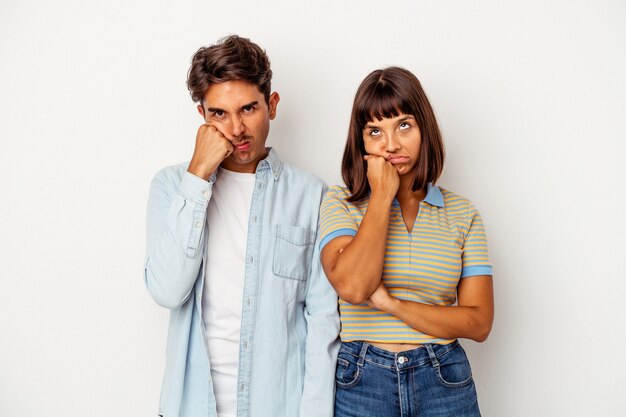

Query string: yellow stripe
321 185 491 343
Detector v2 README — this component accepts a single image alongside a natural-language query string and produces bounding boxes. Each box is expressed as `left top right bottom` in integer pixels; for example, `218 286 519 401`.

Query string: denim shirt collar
207 147 283 183
257 147 283 180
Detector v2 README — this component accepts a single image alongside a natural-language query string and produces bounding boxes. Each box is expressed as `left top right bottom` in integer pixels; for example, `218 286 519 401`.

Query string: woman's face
362 113 421 176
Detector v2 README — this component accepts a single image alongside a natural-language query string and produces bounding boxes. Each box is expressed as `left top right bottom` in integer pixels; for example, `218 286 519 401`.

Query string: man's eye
242 106 254 113
212 111 225 117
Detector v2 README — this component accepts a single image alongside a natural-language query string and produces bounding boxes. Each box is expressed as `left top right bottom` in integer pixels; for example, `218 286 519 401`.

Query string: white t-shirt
202 167 255 417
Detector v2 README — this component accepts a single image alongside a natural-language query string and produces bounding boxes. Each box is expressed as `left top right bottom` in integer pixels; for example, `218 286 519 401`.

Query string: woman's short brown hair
186 35 272 104
342 67 445 202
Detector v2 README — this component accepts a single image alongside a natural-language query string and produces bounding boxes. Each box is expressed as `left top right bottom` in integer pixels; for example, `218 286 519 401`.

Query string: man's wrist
187 161 218 181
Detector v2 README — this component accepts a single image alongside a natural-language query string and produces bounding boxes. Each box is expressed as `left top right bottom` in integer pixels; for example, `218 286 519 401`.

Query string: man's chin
228 153 253 164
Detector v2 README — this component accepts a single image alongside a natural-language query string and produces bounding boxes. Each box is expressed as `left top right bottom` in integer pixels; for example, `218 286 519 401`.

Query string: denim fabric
334 341 480 417
145 149 340 417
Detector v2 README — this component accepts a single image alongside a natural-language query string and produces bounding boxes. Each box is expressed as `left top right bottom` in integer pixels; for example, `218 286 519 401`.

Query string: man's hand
364 154 400 203
187 124 234 180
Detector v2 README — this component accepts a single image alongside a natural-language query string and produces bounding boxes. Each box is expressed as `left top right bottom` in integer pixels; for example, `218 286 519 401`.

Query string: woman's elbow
333 282 371 305
470 320 493 343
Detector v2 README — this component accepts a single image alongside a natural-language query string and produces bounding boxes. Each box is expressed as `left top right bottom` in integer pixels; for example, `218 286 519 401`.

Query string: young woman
319 67 494 417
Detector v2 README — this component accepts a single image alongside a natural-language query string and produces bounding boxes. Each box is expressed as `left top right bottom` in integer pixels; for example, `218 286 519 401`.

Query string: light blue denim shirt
145 149 340 417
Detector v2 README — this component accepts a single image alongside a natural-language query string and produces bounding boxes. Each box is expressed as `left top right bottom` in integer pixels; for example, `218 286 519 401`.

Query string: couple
145 35 494 417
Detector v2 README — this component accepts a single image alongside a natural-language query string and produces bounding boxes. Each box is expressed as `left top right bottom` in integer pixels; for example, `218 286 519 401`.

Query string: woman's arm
320 156 398 305
368 275 494 342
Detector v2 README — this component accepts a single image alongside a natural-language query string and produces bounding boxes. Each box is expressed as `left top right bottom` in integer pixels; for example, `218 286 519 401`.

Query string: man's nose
229 114 245 139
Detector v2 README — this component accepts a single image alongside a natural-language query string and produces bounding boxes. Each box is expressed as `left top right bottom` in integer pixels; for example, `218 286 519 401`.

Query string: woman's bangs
356 84 411 128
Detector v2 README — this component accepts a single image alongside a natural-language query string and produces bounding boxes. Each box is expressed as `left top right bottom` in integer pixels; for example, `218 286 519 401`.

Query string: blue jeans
334 340 481 417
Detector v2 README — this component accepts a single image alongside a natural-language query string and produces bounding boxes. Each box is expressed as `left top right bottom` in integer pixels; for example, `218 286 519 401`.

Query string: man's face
198 80 279 173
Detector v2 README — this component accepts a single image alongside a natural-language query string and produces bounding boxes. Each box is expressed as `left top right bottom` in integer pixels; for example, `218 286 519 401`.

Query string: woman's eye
370 129 380 136
399 122 410 130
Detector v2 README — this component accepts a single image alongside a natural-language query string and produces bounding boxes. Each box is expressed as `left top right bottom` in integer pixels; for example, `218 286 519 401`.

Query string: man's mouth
234 142 251 151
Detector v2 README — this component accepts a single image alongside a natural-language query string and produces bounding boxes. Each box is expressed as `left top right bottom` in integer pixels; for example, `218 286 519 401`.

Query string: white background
1 0 624 416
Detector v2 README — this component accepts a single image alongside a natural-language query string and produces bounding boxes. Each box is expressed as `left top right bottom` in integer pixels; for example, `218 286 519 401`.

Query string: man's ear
197 104 205 119
268 92 280 120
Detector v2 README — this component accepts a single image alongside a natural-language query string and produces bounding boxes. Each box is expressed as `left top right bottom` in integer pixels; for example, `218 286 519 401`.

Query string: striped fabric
319 184 492 344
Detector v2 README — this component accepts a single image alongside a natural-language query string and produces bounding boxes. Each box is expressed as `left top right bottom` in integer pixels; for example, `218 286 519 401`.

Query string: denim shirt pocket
272 224 315 281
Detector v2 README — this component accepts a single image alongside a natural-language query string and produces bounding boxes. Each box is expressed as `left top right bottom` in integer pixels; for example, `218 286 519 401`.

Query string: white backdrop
1 0 625 416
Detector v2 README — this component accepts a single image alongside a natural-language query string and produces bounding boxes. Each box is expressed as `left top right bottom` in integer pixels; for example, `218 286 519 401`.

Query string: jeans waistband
339 340 461 371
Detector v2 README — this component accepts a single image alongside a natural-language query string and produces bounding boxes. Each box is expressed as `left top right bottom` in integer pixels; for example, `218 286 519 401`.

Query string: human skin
321 113 493 350
187 80 280 178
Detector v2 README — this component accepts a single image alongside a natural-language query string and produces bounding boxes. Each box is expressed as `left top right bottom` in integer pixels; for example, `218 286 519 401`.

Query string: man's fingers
226 142 234 155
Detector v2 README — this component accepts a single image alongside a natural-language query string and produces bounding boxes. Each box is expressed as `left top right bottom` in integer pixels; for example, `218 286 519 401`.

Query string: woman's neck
395 175 426 205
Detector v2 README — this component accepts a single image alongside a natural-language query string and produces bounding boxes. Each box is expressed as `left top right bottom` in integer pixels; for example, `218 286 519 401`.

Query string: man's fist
187 125 234 180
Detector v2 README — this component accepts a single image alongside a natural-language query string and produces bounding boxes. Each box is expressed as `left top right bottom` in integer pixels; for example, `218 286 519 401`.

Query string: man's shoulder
151 162 190 188
279 161 326 190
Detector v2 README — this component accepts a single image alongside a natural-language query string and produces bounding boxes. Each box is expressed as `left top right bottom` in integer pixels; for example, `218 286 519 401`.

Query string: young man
144 35 340 417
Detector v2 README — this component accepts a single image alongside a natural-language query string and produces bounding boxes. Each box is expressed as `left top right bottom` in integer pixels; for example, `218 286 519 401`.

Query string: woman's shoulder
436 185 481 216
323 185 368 210
328 185 371 202
327 184 350 196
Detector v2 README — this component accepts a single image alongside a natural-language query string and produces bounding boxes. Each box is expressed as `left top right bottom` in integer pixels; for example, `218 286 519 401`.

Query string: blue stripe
319 228 357 251
460 265 493 278
424 183 444 207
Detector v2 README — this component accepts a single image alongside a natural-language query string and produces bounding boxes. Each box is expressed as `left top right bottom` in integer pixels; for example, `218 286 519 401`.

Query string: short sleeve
318 186 358 251
460 202 493 278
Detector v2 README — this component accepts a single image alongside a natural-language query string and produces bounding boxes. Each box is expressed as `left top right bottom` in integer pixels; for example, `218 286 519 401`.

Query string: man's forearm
144 172 212 308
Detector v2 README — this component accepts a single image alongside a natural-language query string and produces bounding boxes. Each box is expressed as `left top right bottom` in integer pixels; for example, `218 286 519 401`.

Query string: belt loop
425 344 440 368
357 342 369 366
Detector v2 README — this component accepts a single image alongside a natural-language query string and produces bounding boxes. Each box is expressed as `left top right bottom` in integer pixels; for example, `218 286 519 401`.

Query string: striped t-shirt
319 184 492 344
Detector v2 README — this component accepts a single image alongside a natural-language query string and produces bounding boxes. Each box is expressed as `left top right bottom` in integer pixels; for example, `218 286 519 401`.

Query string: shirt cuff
460 265 493 278
319 228 357 251
179 171 213 203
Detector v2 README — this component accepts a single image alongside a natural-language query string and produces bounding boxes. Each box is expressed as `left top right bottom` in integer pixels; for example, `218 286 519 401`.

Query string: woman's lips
388 156 409 165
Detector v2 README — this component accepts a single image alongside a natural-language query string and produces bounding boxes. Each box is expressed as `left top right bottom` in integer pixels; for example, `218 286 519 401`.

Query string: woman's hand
367 282 396 311
364 155 399 203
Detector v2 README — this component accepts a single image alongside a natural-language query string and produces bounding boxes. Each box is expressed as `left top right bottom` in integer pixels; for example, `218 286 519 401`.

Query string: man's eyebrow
240 101 258 110
205 101 258 113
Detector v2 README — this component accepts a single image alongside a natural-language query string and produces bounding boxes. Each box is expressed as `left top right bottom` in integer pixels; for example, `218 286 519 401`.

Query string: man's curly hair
186 35 272 104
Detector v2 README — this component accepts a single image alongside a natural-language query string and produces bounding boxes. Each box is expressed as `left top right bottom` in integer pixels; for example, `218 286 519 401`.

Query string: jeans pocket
272 224 315 281
435 345 474 388
335 356 362 389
